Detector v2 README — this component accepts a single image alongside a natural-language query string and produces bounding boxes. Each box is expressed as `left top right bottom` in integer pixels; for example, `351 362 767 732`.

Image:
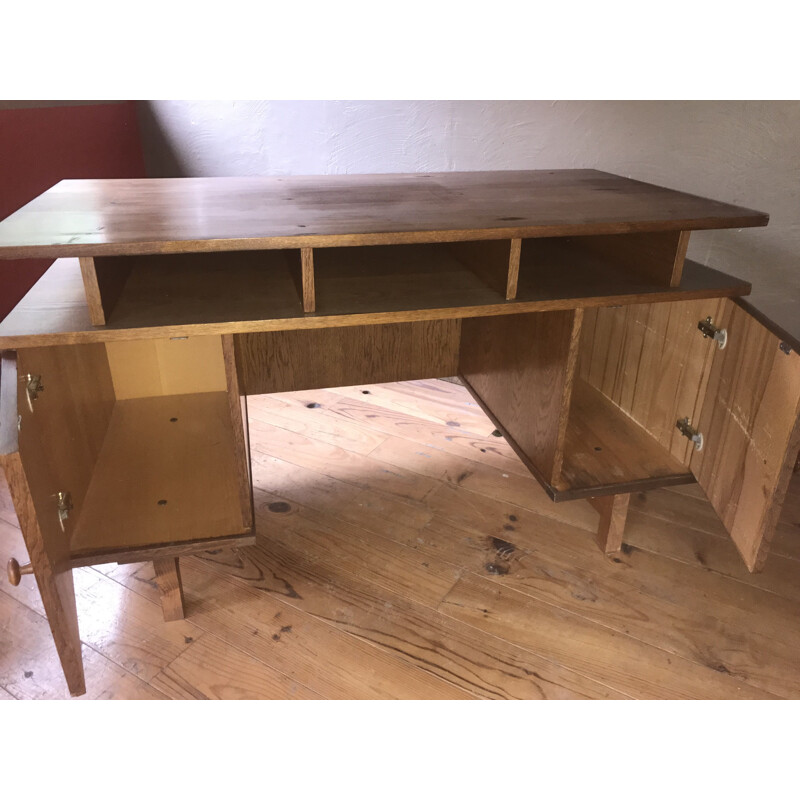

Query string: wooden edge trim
79 256 107 325
552 472 695 503
0 350 19 456
222 334 254 530
551 308 584 483
240 393 253 514
69 531 256 568
301 247 315 312
670 231 691 287
506 239 521 300
749 410 800 573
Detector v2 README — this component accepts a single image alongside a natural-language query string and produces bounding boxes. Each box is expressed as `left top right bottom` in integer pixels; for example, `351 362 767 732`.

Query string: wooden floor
1 378 799 700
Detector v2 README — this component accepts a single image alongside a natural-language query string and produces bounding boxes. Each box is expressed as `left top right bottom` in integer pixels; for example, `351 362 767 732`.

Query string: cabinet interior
16 336 253 567
457 300 728 501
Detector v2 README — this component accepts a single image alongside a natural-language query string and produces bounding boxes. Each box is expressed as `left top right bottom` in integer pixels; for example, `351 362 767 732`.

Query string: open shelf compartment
312 242 511 316
81 250 305 328
0 239 751 349
515 231 691 303
81 241 517 327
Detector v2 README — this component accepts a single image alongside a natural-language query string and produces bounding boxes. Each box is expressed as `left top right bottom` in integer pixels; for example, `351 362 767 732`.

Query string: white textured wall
138 100 800 334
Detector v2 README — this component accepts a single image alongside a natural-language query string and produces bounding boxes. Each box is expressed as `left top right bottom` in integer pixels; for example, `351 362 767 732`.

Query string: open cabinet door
690 300 800 572
1 352 86 695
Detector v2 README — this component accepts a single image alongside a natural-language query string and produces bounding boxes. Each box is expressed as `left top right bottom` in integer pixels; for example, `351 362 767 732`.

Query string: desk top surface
0 169 769 258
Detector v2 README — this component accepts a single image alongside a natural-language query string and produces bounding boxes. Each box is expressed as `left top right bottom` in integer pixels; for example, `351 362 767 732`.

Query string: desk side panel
458 309 583 486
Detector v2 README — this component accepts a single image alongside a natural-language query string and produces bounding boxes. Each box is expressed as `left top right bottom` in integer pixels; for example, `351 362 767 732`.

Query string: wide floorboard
1 379 799 699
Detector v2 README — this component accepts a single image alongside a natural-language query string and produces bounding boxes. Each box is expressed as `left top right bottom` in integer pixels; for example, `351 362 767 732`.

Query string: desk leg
588 494 630 555
153 557 186 621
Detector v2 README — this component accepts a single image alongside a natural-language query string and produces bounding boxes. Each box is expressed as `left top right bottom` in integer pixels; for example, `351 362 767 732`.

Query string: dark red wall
0 101 146 320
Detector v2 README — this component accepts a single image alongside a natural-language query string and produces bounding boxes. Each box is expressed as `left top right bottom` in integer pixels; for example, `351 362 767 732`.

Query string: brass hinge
677 417 704 451
55 491 73 532
698 317 727 349
21 373 44 412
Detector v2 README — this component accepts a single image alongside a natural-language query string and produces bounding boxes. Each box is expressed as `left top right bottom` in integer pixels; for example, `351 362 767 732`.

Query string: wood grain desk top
0 170 769 259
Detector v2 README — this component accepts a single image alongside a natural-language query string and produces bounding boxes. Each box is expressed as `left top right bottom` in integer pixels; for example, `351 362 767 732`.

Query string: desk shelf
313 242 506 316
94 250 305 328
516 236 689 303
82 233 737 331
98 240 750 327
0 250 751 349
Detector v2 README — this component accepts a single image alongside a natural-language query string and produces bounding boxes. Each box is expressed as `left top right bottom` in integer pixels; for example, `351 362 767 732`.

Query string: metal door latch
677 417 704 451
21 373 44 412
55 491 73 532
698 317 727 349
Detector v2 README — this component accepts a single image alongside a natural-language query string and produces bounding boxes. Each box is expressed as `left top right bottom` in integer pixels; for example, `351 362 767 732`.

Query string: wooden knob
7 558 33 586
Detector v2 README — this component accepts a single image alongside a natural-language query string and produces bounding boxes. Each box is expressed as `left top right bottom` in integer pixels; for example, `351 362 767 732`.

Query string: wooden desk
0 170 797 697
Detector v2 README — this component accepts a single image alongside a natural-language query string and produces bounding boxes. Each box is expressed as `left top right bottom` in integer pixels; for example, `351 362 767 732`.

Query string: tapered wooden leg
588 493 630 555
152 557 186 621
